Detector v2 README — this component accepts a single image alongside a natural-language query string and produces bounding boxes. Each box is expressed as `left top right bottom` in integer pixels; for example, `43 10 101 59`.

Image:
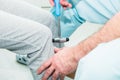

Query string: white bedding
0 49 33 80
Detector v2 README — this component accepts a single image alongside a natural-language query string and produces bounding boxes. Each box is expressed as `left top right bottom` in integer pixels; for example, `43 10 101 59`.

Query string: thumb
54 47 62 53
49 0 55 6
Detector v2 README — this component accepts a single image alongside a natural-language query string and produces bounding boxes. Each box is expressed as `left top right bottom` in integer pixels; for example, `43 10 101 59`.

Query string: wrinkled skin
37 47 78 80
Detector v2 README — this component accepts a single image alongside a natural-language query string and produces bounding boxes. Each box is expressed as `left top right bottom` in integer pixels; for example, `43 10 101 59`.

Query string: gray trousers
0 0 58 79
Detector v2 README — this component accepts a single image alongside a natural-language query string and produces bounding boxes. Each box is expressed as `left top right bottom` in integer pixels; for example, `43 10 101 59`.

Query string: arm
74 12 120 61
37 12 120 80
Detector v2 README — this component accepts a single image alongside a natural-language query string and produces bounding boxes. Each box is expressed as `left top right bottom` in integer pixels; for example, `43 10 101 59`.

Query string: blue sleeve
52 0 120 38
51 0 86 38
60 8 86 37
76 0 120 24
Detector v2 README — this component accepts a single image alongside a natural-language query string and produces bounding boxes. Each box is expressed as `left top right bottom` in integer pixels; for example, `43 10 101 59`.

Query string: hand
54 47 63 53
54 47 61 53
49 0 72 9
37 47 78 80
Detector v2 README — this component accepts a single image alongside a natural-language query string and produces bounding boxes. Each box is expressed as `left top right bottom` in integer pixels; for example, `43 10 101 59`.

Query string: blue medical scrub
52 0 120 37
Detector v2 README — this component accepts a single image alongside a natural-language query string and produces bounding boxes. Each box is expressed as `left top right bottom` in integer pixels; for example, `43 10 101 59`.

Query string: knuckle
60 0 63 4
46 70 51 75
52 75 57 79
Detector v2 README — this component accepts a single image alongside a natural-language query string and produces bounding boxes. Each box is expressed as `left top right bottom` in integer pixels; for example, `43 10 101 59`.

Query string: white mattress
0 49 34 80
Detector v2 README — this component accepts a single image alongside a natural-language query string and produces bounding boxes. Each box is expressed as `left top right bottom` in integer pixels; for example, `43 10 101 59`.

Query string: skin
49 0 72 9
37 0 120 80
37 12 120 80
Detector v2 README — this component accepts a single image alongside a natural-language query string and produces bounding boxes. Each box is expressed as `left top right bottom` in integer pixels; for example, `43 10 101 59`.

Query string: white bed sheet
0 49 33 80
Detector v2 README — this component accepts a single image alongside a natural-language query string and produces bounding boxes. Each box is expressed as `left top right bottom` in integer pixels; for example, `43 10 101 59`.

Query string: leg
0 10 54 79
75 38 120 80
0 0 58 39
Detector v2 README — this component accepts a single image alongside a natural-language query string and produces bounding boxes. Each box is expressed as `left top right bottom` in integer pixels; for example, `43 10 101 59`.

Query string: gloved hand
49 0 72 9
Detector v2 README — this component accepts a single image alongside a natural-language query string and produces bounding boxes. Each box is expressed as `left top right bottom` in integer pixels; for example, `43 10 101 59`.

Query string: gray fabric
0 0 58 40
0 0 61 79
0 9 54 80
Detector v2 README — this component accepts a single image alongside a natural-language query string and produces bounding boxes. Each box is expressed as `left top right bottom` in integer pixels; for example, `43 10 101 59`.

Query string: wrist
72 44 86 62
73 38 98 62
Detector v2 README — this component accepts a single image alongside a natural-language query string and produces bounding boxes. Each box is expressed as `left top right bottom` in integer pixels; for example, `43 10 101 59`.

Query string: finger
62 3 72 8
68 3 72 8
37 59 52 74
49 0 54 6
60 74 65 80
60 1 72 8
54 47 60 53
52 70 60 80
54 47 62 53
60 1 68 6
42 66 55 80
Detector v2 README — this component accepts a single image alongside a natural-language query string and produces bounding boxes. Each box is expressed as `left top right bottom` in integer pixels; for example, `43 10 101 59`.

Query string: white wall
65 22 103 46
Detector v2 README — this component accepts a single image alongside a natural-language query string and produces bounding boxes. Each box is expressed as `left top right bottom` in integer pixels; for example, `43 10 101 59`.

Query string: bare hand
37 47 78 80
54 47 63 53
49 0 72 9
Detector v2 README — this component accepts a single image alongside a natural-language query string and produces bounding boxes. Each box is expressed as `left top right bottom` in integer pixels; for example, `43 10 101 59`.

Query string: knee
38 25 52 39
32 24 53 45
20 22 53 48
